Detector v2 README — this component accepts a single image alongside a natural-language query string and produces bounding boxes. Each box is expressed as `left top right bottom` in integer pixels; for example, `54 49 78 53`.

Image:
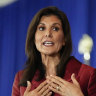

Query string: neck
41 53 60 76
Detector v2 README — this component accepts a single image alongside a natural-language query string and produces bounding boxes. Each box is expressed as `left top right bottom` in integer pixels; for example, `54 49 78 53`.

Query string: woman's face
35 15 65 56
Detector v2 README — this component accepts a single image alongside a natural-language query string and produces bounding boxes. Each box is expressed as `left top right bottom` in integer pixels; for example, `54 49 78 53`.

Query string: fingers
46 74 82 96
24 81 31 95
36 80 47 91
48 74 80 88
71 73 80 87
24 75 80 96
48 85 61 95
46 92 52 96
48 80 66 94
47 76 66 95
47 75 66 87
36 80 52 96
40 88 51 96
24 80 52 96
38 84 49 95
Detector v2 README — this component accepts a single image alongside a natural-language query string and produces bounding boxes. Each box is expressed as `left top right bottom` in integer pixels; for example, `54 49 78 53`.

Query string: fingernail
49 91 52 94
73 73 75 77
49 86 52 89
27 81 30 86
47 80 49 83
50 75 53 76
46 76 49 78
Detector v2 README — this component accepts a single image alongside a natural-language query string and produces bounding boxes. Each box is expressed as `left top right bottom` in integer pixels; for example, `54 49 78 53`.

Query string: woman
12 6 96 96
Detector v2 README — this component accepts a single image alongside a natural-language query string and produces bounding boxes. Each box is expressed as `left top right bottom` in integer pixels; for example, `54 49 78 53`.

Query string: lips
43 41 54 46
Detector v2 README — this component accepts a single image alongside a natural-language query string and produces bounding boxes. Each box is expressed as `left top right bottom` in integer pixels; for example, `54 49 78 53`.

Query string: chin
42 51 58 56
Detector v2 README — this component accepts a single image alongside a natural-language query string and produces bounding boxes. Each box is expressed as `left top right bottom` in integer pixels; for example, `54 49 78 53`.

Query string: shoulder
13 70 24 87
16 70 24 78
12 70 24 96
72 57 96 81
69 56 96 73
78 63 96 95
79 63 96 76
14 70 24 81
79 64 96 88
67 56 96 79
82 63 96 71
70 57 96 95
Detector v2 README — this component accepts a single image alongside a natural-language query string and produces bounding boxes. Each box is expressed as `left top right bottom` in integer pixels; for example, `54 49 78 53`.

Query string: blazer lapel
63 56 81 82
31 57 82 94
31 70 46 90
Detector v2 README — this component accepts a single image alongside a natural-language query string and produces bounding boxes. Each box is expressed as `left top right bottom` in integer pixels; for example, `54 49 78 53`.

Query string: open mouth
43 41 54 46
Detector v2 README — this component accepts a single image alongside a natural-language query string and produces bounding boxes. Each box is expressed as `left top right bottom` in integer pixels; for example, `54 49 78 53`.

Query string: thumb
71 73 80 87
25 81 31 93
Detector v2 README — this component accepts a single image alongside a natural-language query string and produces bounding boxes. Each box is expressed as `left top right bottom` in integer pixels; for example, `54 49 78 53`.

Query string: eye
39 27 45 31
52 27 59 31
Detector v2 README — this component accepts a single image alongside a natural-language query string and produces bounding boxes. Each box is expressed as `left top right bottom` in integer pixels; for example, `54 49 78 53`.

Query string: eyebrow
39 23 45 25
53 23 61 26
38 23 61 26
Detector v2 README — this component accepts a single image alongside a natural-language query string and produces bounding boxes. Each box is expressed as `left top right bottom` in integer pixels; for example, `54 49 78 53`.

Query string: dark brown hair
19 6 72 86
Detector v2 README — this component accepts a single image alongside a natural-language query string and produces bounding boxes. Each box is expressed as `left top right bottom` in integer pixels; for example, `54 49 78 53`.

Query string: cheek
35 33 41 43
35 33 43 48
56 34 65 45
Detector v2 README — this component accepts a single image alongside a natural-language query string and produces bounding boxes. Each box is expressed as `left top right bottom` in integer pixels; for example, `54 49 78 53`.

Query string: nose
45 29 53 38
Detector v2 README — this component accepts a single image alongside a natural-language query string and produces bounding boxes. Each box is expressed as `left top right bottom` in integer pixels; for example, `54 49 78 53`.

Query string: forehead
39 15 62 24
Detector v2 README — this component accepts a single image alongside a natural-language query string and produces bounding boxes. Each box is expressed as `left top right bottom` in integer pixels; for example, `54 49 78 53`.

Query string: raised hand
47 73 84 96
24 80 52 96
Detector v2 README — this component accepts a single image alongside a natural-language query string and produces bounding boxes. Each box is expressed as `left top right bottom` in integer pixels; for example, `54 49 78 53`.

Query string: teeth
44 41 53 44
43 41 54 45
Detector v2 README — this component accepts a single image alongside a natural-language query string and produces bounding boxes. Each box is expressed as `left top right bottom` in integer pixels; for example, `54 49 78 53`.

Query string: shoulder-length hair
19 6 72 86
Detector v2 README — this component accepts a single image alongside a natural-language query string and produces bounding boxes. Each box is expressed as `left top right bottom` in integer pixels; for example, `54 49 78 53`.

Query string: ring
56 86 60 91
